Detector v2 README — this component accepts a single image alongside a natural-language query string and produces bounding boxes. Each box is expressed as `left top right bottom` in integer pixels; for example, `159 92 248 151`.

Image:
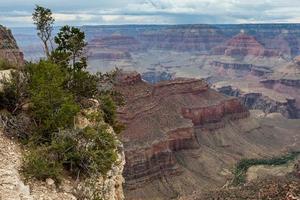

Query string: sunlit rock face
0 25 24 66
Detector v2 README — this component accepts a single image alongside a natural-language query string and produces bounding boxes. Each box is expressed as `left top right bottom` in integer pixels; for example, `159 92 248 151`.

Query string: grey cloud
1 0 300 27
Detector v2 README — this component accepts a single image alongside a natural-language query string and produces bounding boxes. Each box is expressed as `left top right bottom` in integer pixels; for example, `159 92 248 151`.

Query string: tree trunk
43 40 50 58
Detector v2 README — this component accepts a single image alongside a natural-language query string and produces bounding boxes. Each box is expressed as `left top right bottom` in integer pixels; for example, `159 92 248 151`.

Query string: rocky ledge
211 61 273 77
114 71 249 190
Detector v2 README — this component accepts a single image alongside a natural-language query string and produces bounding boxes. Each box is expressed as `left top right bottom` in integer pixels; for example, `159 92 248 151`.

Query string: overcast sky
1 0 300 27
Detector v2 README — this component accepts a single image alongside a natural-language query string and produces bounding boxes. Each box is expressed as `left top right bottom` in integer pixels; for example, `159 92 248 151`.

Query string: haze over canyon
1 4 300 199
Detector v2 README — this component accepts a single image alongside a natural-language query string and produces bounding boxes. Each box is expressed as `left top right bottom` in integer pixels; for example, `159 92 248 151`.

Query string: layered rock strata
212 32 279 58
211 61 273 77
0 25 24 66
216 85 299 118
115 71 249 190
262 56 300 88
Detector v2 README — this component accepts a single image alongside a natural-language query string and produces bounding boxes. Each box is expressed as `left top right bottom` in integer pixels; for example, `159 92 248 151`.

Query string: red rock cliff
114 71 249 190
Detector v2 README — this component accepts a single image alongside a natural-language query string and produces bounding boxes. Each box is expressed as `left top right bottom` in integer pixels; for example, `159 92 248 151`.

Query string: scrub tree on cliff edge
32 5 54 58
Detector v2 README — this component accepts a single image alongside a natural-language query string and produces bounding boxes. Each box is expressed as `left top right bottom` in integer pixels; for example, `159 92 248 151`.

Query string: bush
22 147 63 182
99 95 116 126
27 61 79 143
51 125 118 178
67 70 98 100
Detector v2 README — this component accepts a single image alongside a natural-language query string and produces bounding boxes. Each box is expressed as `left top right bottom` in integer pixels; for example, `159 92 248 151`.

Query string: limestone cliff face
114 71 249 193
0 25 24 66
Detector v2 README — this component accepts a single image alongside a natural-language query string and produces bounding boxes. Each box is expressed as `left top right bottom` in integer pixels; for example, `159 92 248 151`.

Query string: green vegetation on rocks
232 151 300 185
0 5 123 184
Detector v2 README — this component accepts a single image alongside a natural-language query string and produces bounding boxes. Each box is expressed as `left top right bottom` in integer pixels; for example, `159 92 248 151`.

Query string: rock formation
211 61 273 77
215 85 299 118
0 25 24 66
88 35 141 52
141 71 174 84
139 25 226 52
87 35 141 60
262 56 300 88
212 32 279 58
114 71 254 198
114 71 300 200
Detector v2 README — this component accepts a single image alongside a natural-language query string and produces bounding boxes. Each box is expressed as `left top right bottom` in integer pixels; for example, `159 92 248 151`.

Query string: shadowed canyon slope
114 71 300 200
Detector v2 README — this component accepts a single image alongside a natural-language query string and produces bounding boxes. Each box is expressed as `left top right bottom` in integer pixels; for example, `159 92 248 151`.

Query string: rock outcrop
114 71 250 198
0 25 24 66
212 32 279 58
215 85 299 118
262 56 300 88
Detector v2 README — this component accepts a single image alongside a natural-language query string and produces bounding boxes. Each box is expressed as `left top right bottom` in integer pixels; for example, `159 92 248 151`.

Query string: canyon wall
211 32 279 58
0 25 24 66
216 85 299 118
114 71 249 194
211 61 273 77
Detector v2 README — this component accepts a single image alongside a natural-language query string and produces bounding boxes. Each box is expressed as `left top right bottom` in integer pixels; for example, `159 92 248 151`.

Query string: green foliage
68 70 98 99
54 26 86 71
232 151 300 185
99 95 116 125
51 26 98 100
3 6 123 185
51 125 117 178
32 5 54 57
23 147 63 182
99 94 125 134
27 61 79 143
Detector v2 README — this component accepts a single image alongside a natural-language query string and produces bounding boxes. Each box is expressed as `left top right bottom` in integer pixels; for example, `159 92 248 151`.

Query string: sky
1 0 300 27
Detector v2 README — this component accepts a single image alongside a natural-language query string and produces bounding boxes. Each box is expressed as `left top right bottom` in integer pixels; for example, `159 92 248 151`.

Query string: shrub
27 61 79 143
22 147 63 182
51 125 118 178
99 95 116 126
67 70 98 100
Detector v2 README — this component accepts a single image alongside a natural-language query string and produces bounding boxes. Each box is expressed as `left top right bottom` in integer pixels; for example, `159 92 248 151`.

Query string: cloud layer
1 0 300 27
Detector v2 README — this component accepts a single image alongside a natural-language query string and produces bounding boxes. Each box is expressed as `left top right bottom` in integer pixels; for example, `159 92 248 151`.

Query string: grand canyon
1 7 300 200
